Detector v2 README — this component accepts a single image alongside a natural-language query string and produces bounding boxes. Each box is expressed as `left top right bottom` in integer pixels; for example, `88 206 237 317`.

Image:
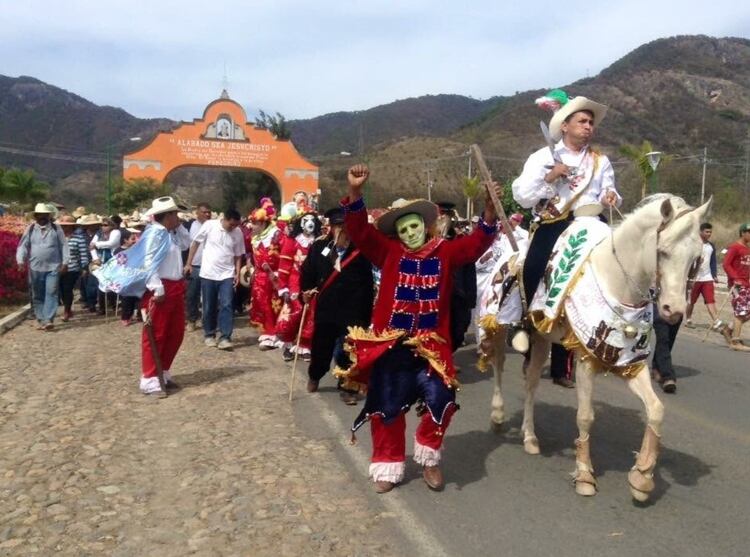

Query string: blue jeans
29 269 59 324
202 277 234 340
185 265 202 322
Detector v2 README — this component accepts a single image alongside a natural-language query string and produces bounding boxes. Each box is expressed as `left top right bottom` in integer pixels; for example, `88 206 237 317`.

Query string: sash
320 248 361 294
536 150 600 222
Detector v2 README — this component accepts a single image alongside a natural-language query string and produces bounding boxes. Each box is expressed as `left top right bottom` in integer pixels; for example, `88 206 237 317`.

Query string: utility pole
426 168 433 201
700 146 708 205
467 153 473 218
744 136 750 205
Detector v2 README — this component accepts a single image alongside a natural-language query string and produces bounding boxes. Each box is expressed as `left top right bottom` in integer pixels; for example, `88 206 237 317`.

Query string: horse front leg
521 336 548 455
626 364 664 502
489 327 507 430
573 355 597 496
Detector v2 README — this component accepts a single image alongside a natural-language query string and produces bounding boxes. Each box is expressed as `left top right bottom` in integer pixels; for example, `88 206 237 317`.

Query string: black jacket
300 237 374 327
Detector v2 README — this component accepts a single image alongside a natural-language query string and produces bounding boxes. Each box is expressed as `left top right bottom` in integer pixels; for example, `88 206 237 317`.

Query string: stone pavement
0 311 407 556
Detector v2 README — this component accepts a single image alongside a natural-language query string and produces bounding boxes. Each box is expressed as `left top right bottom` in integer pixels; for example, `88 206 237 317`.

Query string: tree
111 177 172 213
0 168 49 208
254 110 292 140
221 170 280 216
619 141 671 199
462 175 481 218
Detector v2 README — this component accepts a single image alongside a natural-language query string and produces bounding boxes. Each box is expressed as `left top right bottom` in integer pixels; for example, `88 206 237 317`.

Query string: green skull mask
396 213 426 250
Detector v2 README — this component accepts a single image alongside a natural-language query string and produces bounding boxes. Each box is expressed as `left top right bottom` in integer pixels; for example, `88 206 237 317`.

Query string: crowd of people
13 88 750 495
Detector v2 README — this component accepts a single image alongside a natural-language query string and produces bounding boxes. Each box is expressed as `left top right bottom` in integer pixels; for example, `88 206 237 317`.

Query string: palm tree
0 168 49 207
619 141 668 199
463 175 482 218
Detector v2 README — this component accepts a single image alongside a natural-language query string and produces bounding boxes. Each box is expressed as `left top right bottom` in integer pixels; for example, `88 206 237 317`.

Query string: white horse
481 194 712 501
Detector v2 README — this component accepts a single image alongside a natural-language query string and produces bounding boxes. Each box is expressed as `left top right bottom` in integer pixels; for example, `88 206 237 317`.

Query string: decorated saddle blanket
529 217 609 322
562 262 653 374
478 237 529 327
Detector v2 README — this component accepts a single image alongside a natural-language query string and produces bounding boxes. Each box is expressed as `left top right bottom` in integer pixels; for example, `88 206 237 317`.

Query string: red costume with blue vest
338 196 496 484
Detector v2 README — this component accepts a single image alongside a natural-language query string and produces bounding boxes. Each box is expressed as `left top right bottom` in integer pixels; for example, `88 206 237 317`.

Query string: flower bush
0 215 29 303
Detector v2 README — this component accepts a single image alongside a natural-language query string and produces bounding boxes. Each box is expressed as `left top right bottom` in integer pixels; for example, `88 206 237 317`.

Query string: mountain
1 35 749 213
288 94 502 156
0 75 174 188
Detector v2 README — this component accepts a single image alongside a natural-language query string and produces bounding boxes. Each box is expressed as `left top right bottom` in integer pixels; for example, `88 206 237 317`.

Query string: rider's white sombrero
376 198 439 236
537 89 608 142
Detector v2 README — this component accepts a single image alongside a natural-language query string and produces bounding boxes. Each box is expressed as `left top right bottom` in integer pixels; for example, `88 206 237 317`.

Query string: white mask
301 215 316 235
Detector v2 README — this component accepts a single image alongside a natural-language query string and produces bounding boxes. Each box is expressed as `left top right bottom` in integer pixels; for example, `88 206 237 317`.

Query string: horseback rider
511 90 621 385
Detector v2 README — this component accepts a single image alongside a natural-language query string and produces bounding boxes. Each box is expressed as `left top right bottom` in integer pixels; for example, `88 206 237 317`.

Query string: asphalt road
295 330 750 557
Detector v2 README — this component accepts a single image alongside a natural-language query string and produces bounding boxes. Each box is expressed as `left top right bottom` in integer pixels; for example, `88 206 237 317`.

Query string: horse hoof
575 482 597 497
523 437 540 455
629 486 650 502
490 420 506 433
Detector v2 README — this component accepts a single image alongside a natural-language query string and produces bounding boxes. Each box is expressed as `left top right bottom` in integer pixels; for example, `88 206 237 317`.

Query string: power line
0 145 106 165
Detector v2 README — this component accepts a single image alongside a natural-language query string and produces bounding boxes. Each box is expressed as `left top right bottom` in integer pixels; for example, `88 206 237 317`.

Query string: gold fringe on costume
476 314 505 373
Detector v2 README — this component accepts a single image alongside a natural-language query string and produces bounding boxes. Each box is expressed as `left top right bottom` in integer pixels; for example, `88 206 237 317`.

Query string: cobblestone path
0 313 401 556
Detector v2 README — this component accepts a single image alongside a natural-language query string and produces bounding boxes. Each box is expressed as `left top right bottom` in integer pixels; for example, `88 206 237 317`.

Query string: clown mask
301 214 316 236
396 213 426 250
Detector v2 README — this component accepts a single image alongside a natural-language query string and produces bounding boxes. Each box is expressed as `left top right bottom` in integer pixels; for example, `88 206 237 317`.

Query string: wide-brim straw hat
376 198 438 236
58 215 77 226
33 202 54 214
71 206 87 218
77 213 103 226
145 196 180 216
549 96 608 142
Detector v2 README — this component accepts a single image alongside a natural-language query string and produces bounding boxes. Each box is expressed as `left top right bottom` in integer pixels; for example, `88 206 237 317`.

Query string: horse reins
608 204 694 306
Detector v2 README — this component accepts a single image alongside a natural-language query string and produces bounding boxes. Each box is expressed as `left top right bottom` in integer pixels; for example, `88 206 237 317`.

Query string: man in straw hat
336 164 500 493
94 196 187 397
511 89 621 388
57 215 90 321
16 203 69 330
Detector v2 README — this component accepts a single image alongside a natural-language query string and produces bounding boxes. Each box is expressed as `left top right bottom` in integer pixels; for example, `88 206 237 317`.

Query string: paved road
298 329 750 557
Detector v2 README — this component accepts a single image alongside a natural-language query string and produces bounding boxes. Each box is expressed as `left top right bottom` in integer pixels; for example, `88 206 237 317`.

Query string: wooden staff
288 301 310 402
470 144 518 253
701 287 732 343
144 301 167 394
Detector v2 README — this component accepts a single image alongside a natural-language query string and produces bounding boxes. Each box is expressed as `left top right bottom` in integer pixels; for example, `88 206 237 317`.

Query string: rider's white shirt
512 141 621 213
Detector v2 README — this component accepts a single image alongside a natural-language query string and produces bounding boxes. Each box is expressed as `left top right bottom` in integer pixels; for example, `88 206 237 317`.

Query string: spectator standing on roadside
16 203 69 330
57 215 89 322
722 222 750 352
186 203 212 331
185 208 245 350
685 222 722 329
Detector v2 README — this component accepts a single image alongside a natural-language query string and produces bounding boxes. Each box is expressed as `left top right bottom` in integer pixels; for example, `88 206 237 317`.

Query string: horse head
652 195 713 323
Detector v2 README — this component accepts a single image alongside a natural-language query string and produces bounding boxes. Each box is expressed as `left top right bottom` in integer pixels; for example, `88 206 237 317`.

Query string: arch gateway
123 91 319 203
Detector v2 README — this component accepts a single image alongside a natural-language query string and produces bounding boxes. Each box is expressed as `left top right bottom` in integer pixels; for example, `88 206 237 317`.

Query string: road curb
0 304 31 335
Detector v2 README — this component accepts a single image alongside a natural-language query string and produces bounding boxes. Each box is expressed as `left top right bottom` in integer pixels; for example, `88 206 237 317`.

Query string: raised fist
347 164 370 190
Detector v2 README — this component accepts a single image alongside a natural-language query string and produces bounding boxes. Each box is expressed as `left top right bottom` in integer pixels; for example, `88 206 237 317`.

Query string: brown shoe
307 379 319 393
374 480 396 494
552 377 575 389
661 379 677 394
423 465 444 491
339 390 360 405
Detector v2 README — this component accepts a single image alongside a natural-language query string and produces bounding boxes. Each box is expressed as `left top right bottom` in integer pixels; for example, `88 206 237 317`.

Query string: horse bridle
609 205 695 306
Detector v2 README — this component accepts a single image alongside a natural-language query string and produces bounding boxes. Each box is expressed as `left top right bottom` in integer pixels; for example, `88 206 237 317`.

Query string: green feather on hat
535 89 569 112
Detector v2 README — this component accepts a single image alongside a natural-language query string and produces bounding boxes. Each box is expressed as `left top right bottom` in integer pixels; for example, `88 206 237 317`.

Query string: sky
1 0 749 122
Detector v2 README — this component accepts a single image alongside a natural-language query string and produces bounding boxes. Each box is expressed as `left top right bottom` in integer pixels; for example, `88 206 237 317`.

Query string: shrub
0 216 29 303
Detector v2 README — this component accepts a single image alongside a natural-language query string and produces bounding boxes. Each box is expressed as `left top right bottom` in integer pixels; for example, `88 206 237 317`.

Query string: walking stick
144 300 167 394
470 144 518 253
289 300 310 402
701 287 732 343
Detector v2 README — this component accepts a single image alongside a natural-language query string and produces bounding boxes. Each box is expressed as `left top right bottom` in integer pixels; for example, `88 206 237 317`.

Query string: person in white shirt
141 197 188 398
685 222 721 328
185 208 245 350
185 203 212 330
512 90 621 388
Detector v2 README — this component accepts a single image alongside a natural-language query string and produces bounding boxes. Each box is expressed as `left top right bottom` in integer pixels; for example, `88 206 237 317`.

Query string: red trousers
370 405 456 463
141 280 186 378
